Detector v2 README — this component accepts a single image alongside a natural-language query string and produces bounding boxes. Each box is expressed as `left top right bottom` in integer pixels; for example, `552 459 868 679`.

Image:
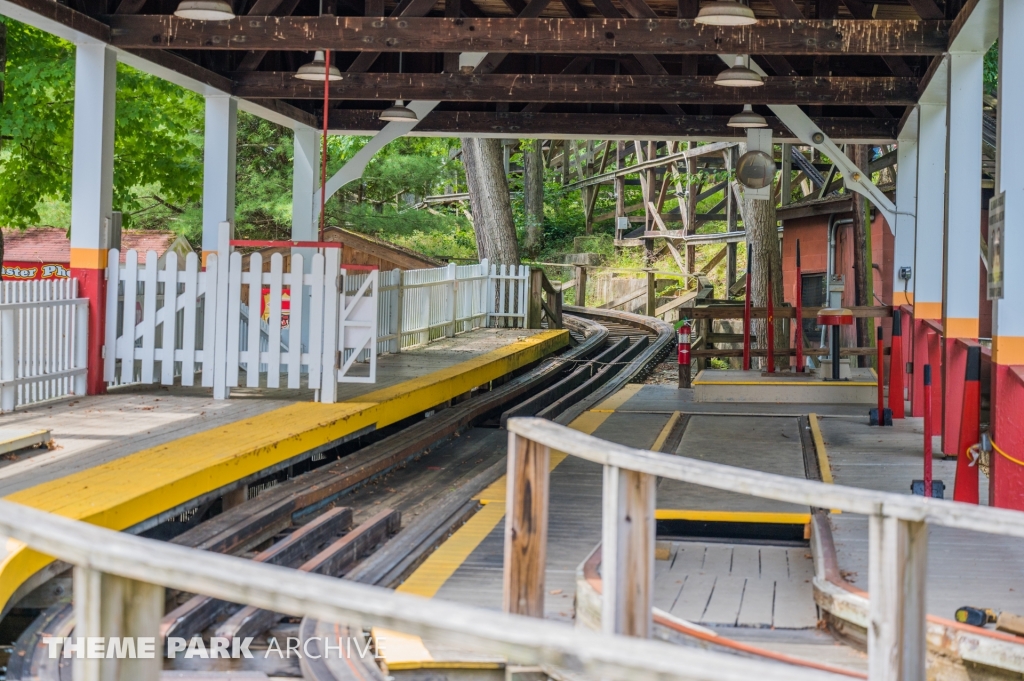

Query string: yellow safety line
594 383 643 410
651 412 681 453
655 510 811 524
808 413 834 484
0 330 569 613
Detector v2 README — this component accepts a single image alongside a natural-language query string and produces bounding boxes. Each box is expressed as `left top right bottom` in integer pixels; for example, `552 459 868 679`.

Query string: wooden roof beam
234 72 919 105
323 110 898 141
108 17 951 55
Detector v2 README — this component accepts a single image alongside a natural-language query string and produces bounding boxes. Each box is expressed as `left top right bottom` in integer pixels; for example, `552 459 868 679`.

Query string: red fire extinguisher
678 320 692 389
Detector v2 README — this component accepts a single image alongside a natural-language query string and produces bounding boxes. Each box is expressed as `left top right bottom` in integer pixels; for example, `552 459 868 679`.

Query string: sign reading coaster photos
988 191 1005 300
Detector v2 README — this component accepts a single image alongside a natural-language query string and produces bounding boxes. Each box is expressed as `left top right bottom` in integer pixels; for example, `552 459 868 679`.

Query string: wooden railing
503 417 1024 681
528 267 563 329
0 499 835 681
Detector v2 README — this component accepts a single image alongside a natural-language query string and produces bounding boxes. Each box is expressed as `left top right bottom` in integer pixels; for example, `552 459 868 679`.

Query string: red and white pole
678 321 692 389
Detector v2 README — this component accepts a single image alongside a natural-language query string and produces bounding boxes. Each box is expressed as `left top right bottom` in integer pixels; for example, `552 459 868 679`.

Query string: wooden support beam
326 110 898 141
575 265 588 306
110 17 951 55
238 73 918 104
646 270 656 317
503 432 551 617
74 568 163 681
601 464 655 637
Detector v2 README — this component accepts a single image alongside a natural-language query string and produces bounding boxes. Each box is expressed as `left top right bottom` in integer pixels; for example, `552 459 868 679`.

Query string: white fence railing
102 223 529 402
0 279 89 411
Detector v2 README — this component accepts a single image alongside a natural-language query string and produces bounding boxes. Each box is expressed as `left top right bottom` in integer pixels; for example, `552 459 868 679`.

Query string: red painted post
888 309 906 418
742 269 752 371
924 364 933 497
953 345 982 504
877 325 885 420
766 275 775 374
678 321 692 389
795 240 803 373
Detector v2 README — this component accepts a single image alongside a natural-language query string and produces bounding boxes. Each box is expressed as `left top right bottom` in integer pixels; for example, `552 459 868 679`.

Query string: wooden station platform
0 327 568 614
693 369 877 404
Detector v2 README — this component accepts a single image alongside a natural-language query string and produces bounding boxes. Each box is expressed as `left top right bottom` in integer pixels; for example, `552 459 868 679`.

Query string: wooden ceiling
14 0 970 138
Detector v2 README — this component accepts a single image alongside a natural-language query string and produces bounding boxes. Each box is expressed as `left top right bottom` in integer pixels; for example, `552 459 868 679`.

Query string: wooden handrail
0 499 837 681
502 417 1024 678
505 418 1024 534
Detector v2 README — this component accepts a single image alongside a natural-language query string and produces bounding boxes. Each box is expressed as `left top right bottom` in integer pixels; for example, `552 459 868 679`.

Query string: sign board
988 191 1005 300
1 262 72 280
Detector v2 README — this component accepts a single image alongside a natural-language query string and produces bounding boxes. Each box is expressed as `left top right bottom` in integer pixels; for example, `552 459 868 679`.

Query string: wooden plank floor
657 415 810 518
614 385 867 416
819 416 1024 620
655 541 818 629
0 328 548 497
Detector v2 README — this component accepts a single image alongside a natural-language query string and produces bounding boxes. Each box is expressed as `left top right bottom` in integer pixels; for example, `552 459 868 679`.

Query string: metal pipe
821 215 854 350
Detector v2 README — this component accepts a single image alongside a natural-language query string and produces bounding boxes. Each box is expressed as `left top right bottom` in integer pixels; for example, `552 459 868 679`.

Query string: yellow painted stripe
651 411 681 453
388 662 503 671
808 413 834 484
693 380 877 387
655 510 811 524
594 383 642 410
396 502 508 598
0 330 568 612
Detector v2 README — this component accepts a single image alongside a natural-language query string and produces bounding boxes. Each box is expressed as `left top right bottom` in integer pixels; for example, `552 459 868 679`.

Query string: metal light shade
695 0 756 25
173 0 235 19
715 55 764 87
728 104 768 128
380 101 418 122
295 51 342 81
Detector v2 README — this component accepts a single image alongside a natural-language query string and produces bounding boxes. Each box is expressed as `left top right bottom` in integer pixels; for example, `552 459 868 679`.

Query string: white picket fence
379 261 528 350
0 279 89 411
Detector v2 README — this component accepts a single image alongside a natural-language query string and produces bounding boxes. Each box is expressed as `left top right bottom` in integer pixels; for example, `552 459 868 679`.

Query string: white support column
893 109 918 307
292 125 320 246
202 95 237 263
914 101 947 322
942 52 983 340
69 42 117 395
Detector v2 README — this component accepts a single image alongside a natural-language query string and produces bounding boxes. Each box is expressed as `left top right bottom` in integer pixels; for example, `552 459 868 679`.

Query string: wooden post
867 515 928 681
503 431 551 617
74 568 164 681
575 265 588 307
447 262 458 337
393 269 404 353
601 465 655 637
646 270 656 317
726 243 738 296
528 268 544 329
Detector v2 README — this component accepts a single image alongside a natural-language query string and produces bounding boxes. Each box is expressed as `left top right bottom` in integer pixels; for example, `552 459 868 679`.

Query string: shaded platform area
693 369 877 404
0 327 568 613
818 415 1024 620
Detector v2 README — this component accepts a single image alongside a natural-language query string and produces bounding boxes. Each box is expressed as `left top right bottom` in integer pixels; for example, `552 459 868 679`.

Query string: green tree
0 19 204 228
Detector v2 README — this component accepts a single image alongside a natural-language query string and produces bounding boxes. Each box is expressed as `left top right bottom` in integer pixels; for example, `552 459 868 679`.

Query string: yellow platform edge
0 329 568 612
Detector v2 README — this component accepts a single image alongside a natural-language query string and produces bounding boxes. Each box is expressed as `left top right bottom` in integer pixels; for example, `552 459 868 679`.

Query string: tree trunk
743 192 785 370
523 139 544 256
461 137 520 265
850 145 870 365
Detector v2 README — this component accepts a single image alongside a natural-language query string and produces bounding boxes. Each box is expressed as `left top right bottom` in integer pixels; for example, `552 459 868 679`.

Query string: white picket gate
0 279 89 411
102 223 530 402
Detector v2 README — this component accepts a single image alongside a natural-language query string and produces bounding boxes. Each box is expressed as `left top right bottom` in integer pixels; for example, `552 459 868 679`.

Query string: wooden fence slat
267 253 283 388
103 249 121 382
286 254 304 389
503 431 551 618
160 252 179 385
140 250 158 384
601 464 655 638
181 252 199 386
120 251 139 386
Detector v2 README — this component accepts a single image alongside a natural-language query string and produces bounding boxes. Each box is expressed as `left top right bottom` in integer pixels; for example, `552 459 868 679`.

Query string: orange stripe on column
944 317 979 339
892 291 914 306
201 250 216 268
993 336 1024 366
914 302 941 320
70 248 107 270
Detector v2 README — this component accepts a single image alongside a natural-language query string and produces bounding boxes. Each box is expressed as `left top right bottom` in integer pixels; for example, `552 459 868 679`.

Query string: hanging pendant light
379 53 418 122
174 0 235 20
695 0 756 25
728 104 768 128
295 51 342 81
380 100 418 122
715 55 764 87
